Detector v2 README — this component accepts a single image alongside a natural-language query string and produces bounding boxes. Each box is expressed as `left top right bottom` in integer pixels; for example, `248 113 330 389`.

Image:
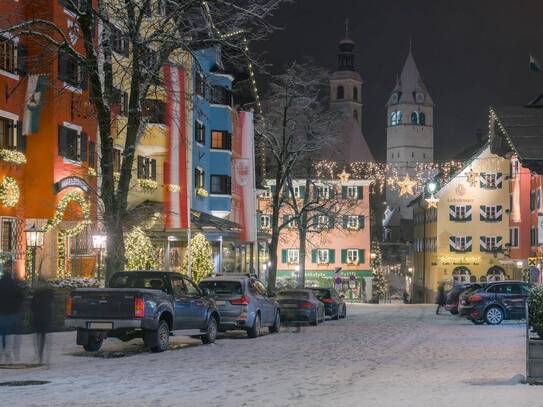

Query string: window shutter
341 249 347 264
329 187 335 198
80 132 88 161
17 43 27 76
151 159 157 180
58 125 67 156
281 249 287 263
16 121 25 153
342 215 348 229
270 185 276 195
226 176 232 194
283 215 290 226
88 141 95 168
311 249 317 263
226 132 232 150
329 249 335 263
342 186 347 199
358 215 365 229
357 186 363 199
137 156 144 178
328 216 335 229
359 249 365 264
299 185 305 198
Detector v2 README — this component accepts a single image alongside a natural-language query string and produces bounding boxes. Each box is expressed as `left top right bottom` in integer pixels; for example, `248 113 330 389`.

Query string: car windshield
277 291 309 299
109 273 166 290
199 281 243 295
312 289 331 300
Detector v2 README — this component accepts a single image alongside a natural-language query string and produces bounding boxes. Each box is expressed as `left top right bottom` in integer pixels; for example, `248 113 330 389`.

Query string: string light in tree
0 176 20 207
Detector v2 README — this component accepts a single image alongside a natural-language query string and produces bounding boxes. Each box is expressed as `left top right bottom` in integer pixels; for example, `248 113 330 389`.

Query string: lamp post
92 232 107 281
25 224 44 287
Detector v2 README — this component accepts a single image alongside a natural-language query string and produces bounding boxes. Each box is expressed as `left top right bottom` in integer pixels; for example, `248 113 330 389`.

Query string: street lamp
92 232 107 281
427 181 438 194
25 224 44 287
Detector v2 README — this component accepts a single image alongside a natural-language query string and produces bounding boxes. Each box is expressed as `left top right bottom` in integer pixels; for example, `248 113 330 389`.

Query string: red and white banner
163 65 190 229
232 111 256 242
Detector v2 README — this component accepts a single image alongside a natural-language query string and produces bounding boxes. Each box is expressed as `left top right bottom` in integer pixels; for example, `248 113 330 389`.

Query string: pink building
258 179 372 299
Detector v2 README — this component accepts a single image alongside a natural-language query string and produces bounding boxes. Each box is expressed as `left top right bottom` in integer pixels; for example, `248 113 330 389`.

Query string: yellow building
410 145 515 302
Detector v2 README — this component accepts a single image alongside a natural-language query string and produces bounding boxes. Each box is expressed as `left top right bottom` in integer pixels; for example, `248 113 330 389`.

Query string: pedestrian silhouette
31 279 54 365
435 283 446 315
0 271 23 363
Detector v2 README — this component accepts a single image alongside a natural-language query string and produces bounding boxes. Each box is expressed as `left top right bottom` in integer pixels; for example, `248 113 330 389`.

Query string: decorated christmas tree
182 233 214 283
125 227 158 270
370 241 387 301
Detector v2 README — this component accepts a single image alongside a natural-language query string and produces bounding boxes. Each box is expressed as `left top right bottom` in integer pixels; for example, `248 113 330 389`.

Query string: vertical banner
233 111 257 242
163 65 190 229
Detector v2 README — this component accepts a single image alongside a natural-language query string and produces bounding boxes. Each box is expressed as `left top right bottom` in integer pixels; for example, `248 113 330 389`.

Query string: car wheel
485 306 504 325
332 308 340 320
269 312 281 334
201 316 218 344
149 320 170 352
83 336 103 352
247 314 261 338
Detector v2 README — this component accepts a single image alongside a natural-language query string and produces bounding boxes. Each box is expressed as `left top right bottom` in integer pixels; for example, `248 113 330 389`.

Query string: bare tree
2 0 285 280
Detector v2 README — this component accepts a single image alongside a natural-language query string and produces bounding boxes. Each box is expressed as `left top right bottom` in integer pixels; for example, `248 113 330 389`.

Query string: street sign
528 257 538 266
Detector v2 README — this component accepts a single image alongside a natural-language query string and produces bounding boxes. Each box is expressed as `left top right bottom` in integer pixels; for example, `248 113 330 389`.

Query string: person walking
0 272 23 363
30 279 54 365
435 282 446 315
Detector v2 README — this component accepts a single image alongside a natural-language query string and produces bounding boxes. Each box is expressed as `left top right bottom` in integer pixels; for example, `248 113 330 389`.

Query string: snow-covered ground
0 303 540 407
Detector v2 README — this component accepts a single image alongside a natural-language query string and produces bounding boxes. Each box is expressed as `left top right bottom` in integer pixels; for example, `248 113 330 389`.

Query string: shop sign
529 257 538 266
54 176 91 194
439 255 481 266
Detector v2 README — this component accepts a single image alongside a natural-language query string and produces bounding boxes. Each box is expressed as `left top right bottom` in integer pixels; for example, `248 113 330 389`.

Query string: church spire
337 19 355 71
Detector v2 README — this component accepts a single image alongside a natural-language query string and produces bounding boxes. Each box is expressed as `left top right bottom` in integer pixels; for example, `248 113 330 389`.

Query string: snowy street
1 303 540 407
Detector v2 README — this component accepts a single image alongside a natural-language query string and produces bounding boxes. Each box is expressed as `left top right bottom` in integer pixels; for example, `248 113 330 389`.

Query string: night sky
257 0 543 161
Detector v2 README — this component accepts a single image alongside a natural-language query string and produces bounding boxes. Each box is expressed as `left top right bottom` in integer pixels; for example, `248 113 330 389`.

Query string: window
317 249 329 264
110 25 129 57
510 227 519 248
113 148 122 172
419 112 426 125
58 50 85 89
485 205 496 220
88 141 96 168
336 86 344 100
390 110 402 126
531 227 538 247
411 111 418 124
170 275 186 296
0 38 16 74
0 218 15 253
347 186 360 199
347 215 359 229
353 110 358 122
260 214 271 229
485 236 499 251
142 99 165 124
347 249 359 264
455 237 468 251
60 0 89 13
183 277 201 296
0 117 16 150
112 87 129 115
211 131 231 150
284 215 298 228
195 167 205 189
195 73 205 97
317 215 330 228
209 86 233 106
485 173 497 188
210 175 231 195
69 227 92 256
538 189 542 210
451 205 469 221
58 125 87 162
511 160 520 178
287 249 299 264
317 186 331 199
137 156 156 180
353 86 358 101
195 121 205 144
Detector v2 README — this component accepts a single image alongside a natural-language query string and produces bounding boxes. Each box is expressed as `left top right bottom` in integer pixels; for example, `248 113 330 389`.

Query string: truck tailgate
71 289 139 319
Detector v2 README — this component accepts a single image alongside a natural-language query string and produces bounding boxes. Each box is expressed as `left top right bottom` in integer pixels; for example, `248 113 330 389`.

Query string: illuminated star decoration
397 175 417 196
465 169 478 187
425 193 439 209
339 169 351 183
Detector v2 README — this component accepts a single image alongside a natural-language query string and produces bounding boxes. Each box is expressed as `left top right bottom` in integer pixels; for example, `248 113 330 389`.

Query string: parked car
445 283 472 315
309 287 346 319
65 271 220 352
459 281 530 325
458 283 489 317
199 274 280 338
276 289 325 325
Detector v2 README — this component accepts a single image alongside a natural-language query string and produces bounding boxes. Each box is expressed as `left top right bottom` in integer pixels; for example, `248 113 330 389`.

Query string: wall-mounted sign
54 176 91 194
439 255 481 265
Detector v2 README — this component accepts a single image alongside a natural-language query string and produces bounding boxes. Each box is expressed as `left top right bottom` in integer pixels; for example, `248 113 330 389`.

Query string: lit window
317 186 331 199
287 249 299 264
347 215 359 229
317 249 329 264
391 110 402 126
0 117 16 150
347 249 359 263
211 131 231 150
0 38 16 74
260 215 271 229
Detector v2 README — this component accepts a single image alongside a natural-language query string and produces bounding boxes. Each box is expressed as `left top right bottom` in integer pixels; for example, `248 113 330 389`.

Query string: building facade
411 145 514 303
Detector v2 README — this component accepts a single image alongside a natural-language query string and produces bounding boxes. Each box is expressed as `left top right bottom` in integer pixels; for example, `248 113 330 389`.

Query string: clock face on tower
415 92 425 103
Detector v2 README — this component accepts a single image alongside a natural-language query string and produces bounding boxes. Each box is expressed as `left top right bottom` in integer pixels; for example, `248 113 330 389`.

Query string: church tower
329 20 373 163
384 44 434 240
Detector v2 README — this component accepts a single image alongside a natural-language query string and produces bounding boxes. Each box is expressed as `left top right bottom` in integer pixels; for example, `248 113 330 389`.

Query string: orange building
258 178 373 299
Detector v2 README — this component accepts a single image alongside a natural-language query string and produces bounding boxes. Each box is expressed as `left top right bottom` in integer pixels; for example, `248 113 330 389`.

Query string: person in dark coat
0 272 23 362
30 279 55 365
435 283 446 315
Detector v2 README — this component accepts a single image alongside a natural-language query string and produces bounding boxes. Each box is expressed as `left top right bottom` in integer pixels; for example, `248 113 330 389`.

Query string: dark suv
460 281 530 325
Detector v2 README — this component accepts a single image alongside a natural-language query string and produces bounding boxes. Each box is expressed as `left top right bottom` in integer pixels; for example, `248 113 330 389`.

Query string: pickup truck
65 271 219 352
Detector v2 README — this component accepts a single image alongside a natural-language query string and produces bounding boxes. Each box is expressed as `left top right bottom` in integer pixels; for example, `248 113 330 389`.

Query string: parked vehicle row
65 272 347 353
445 280 530 325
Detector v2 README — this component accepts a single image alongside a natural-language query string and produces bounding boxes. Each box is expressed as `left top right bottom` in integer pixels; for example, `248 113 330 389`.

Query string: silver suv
199 274 280 338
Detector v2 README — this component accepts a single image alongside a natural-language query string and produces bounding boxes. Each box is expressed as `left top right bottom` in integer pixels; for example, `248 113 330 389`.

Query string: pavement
0 303 540 407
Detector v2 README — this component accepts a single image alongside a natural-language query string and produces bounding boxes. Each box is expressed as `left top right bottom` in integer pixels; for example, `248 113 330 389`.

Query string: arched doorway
487 266 505 282
452 267 471 284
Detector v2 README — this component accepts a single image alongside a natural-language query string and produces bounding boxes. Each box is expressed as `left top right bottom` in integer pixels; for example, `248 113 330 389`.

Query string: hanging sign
54 176 91 194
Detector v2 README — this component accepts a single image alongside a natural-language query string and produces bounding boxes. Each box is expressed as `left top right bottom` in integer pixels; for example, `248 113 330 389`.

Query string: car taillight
135 297 145 318
468 294 483 302
230 295 250 305
321 298 333 303
66 296 72 317
302 301 314 309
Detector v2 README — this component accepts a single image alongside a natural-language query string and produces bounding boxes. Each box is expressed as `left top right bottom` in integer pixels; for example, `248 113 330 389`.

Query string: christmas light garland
0 149 27 165
0 176 20 207
137 178 158 191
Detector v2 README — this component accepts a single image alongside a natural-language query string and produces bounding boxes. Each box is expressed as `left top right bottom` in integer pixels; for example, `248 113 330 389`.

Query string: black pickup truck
65 271 219 352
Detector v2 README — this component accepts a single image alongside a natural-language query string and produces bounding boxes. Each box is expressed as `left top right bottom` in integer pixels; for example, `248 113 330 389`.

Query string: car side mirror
201 288 210 297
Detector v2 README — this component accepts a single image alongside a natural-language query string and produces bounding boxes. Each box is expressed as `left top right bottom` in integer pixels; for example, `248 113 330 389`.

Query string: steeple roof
387 46 433 106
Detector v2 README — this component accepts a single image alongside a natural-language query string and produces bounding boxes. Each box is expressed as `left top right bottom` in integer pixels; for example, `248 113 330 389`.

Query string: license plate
88 322 113 330
215 301 226 306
